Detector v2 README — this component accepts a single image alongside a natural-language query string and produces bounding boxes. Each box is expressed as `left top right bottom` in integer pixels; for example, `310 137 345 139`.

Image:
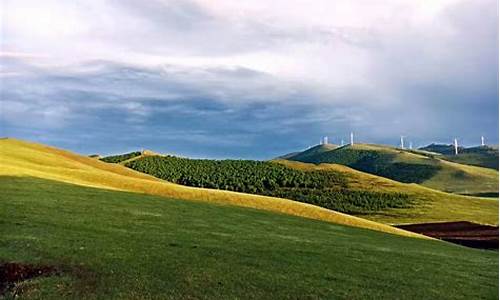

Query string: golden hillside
0 138 425 238
275 159 498 225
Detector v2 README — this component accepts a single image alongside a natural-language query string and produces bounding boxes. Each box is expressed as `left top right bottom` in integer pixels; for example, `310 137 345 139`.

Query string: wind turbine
481 136 485 146
350 132 354 146
400 136 405 150
454 138 459 155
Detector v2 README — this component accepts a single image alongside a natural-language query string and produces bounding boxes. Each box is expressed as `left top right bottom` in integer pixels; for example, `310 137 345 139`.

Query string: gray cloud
1 0 498 157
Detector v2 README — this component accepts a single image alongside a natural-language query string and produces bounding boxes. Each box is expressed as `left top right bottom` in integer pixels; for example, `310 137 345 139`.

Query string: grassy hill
0 138 420 237
120 152 498 225
419 144 499 170
100 151 142 163
275 160 498 225
286 143 499 196
0 138 498 298
1 176 498 299
124 155 416 215
281 144 338 161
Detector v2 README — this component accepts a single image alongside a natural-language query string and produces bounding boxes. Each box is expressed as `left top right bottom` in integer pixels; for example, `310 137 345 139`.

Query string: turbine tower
400 136 405 150
409 141 413 150
454 138 459 155
323 136 328 145
350 132 354 146
341 139 345 146
481 136 485 146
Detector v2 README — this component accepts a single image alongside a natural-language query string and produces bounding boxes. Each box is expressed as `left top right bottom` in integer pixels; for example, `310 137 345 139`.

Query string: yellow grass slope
0 138 425 239
353 144 498 195
275 159 499 225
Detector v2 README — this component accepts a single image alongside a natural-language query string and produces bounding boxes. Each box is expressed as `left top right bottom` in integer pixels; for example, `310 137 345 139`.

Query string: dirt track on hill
396 221 498 250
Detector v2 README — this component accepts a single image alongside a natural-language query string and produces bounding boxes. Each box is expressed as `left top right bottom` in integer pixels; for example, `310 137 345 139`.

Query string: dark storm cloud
1 0 498 157
1 60 349 158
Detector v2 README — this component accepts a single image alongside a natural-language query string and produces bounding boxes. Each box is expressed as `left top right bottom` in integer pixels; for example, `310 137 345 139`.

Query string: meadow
3 138 495 227
1 176 497 299
0 138 420 237
124 155 414 214
276 159 499 225
286 144 499 196
419 144 499 170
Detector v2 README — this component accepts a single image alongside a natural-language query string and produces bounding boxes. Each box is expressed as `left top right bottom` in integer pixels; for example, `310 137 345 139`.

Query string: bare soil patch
0 262 59 295
396 221 498 249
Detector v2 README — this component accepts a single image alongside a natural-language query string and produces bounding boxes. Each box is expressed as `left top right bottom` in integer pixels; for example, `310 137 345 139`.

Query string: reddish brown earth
396 221 499 249
0 262 59 295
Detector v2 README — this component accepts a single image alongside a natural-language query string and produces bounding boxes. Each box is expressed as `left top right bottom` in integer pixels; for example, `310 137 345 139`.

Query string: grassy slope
276 160 498 225
422 159 498 195
284 144 338 161
419 144 499 170
0 138 420 238
444 152 498 170
0 176 497 299
287 143 499 195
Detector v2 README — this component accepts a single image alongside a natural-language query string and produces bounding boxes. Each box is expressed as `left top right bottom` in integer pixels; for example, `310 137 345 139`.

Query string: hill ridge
285 143 498 196
0 138 426 238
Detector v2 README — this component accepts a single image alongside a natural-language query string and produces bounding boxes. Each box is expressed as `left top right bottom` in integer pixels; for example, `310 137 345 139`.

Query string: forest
100 151 142 163
292 148 441 183
125 156 414 214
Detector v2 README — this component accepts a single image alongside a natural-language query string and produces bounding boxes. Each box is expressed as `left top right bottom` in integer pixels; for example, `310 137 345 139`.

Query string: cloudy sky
1 0 498 158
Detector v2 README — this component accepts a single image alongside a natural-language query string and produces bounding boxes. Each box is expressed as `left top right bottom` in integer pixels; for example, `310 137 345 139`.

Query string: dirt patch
396 221 498 250
0 262 59 295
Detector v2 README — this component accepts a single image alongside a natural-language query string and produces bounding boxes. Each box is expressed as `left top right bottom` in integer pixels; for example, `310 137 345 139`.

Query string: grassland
99 151 142 163
0 138 421 237
282 143 337 161
276 160 498 225
419 144 499 170
286 144 499 196
3 138 496 227
1 176 498 299
444 152 498 170
124 155 415 214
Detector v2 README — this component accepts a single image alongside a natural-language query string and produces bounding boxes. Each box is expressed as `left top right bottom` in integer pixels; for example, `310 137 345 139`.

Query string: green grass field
0 138 422 237
1 176 498 299
419 144 499 170
443 152 498 170
2 138 497 227
276 160 499 225
286 144 499 196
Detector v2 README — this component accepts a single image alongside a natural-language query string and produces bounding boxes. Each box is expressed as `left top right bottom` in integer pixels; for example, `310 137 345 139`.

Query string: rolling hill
286 143 499 196
0 138 498 298
2 176 497 299
99 146 498 225
123 154 415 216
274 160 498 225
0 138 420 237
419 144 499 170
281 143 338 161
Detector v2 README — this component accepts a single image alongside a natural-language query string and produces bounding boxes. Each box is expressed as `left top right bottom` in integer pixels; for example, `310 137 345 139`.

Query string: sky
1 0 498 159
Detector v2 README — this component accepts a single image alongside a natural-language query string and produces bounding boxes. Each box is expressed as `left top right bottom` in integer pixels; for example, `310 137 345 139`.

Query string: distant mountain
419 144 498 170
284 144 338 162
1 138 411 234
100 143 497 224
100 149 163 164
418 143 462 156
275 151 301 160
285 143 499 196
100 151 142 163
